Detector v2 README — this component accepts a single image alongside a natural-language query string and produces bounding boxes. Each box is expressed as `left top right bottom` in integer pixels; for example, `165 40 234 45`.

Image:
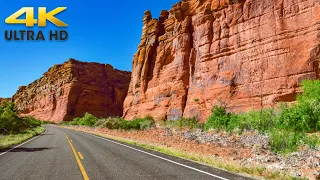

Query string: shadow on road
0 147 54 153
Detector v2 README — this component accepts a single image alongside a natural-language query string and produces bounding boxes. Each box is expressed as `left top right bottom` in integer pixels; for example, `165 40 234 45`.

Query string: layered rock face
13 59 131 123
124 0 320 121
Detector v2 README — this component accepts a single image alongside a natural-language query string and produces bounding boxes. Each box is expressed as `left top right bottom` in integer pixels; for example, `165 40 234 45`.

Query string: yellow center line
64 134 89 180
78 152 84 160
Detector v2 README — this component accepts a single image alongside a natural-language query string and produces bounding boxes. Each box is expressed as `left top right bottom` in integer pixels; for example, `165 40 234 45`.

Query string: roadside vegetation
200 80 320 153
61 80 320 180
70 128 301 180
62 80 320 154
162 80 320 154
165 117 199 129
61 113 155 130
0 127 44 149
0 101 44 149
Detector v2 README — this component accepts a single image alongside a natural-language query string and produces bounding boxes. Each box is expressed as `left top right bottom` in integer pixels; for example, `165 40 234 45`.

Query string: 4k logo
4 7 68 41
5 7 68 27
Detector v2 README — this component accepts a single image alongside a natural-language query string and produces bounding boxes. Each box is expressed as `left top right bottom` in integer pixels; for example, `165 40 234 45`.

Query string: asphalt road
0 125 252 180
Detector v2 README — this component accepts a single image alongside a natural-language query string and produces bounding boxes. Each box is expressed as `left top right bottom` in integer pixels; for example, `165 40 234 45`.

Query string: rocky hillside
124 0 320 121
13 59 131 123
0 98 10 105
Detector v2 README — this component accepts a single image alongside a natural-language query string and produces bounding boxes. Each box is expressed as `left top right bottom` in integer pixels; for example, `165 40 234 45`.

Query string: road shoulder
0 126 45 151
61 125 258 180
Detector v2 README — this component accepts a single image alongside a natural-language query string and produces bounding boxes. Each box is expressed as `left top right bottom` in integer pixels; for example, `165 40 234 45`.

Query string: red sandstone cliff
124 0 320 121
13 59 131 123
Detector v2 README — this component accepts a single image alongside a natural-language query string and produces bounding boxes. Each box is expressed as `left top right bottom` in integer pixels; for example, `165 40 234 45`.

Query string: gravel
181 128 320 179
182 129 269 148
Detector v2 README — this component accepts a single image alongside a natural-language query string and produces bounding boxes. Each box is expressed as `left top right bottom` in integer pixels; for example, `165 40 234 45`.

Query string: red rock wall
124 0 320 121
13 59 131 123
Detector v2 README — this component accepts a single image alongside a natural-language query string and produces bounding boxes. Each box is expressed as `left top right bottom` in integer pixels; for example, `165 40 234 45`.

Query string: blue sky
0 0 178 97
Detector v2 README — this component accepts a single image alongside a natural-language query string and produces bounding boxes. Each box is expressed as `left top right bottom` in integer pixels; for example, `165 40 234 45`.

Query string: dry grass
0 126 45 149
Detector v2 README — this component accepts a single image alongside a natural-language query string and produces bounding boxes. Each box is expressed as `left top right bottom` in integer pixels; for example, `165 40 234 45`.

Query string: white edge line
0 128 47 156
82 132 229 180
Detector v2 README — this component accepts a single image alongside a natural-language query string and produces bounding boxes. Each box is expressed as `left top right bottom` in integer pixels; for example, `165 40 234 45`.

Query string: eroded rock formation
124 0 320 121
13 59 131 123
0 98 10 105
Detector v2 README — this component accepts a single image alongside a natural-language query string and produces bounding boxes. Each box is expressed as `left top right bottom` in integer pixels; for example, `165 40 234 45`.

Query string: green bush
297 80 320 103
23 116 42 127
127 116 155 130
201 80 320 153
303 134 320 149
128 118 143 129
94 118 106 127
41 120 55 124
0 102 41 134
68 114 155 130
277 104 316 132
276 80 320 133
139 119 155 130
97 117 124 129
68 113 98 127
238 109 277 132
120 120 130 130
203 106 239 131
268 129 304 153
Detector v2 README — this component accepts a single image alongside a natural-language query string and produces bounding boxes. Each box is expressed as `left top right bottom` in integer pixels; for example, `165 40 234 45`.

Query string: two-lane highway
0 125 251 180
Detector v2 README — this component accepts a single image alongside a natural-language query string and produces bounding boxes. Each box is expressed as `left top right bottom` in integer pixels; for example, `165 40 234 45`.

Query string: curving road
0 125 252 180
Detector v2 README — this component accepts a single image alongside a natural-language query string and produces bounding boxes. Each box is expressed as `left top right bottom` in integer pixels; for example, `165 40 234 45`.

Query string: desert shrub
238 109 277 132
202 80 320 153
68 114 155 130
166 117 199 129
0 102 41 134
80 113 98 126
119 120 130 130
297 80 320 103
277 104 316 132
41 120 55 124
127 118 145 130
69 117 81 125
97 117 124 129
276 80 320 132
94 118 106 127
139 118 155 130
23 116 42 127
303 134 320 149
125 116 155 130
69 113 98 127
268 130 319 153
268 130 304 153
203 106 239 131
127 118 142 129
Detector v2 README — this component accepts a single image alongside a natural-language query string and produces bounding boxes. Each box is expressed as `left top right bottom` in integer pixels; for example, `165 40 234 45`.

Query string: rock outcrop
124 0 320 121
0 98 10 105
13 59 131 123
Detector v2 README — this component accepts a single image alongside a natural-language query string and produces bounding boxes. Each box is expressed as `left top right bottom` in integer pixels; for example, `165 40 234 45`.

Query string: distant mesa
12 59 131 123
